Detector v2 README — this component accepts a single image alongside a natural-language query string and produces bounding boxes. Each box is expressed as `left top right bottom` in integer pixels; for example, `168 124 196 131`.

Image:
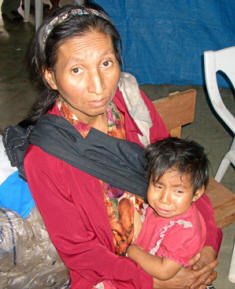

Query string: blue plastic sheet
0 171 35 218
92 0 235 86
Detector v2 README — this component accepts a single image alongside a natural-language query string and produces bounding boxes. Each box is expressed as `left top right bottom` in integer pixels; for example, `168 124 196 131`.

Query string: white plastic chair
204 47 235 182
24 0 43 30
229 240 235 284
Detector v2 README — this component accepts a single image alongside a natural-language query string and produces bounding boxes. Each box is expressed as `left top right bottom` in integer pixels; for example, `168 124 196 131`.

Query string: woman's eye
102 60 112 68
72 67 81 74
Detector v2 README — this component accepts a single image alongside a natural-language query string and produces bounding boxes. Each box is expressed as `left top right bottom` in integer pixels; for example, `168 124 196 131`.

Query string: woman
22 3 221 289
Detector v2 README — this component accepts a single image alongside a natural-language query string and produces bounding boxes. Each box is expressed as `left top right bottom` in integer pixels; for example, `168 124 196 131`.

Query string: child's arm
127 244 182 280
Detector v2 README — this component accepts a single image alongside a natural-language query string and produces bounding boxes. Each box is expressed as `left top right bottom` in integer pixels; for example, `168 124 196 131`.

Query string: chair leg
215 155 231 182
35 0 43 30
228 241 235 283
215 138 235 182
24 0 30 22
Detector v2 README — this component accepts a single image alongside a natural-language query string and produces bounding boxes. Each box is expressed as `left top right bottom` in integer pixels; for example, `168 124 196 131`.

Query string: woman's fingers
205 271 217 285
192 246 217 270
198 286 207 289
190 260 218 289
188 253 201 267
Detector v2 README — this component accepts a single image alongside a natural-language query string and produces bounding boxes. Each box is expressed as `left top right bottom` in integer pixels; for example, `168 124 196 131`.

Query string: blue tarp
92 0 235 86
0 171 35 218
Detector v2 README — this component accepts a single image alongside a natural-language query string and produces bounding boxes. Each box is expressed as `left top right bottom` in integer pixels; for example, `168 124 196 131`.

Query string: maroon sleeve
195 194 222 254
24 146 153 289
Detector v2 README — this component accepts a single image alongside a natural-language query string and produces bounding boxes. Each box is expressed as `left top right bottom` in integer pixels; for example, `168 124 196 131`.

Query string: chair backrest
204 47 235 134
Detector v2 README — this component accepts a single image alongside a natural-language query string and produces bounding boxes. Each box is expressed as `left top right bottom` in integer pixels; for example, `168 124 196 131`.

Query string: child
127 137 209 281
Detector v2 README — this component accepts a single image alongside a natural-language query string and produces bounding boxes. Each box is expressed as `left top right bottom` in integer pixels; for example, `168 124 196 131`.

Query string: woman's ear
192 185 205 202
43 69 58 90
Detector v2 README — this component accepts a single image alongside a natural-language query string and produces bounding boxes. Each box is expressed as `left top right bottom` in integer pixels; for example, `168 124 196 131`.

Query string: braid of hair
30 90 58 123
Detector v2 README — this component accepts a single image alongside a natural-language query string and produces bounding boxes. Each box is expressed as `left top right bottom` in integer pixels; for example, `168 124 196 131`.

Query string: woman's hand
152 247 218 289
189 246 218 289
190 246 217 270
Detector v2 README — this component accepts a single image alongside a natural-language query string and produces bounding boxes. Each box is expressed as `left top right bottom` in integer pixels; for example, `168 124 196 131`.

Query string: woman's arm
190 194 221 286
24 146 153 289
195 194 222 254
127 244 182 280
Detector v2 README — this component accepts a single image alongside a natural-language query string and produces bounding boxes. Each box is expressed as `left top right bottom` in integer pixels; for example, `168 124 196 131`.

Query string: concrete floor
0 1 234 288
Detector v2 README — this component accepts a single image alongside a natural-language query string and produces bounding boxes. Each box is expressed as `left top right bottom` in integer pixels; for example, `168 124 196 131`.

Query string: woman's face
44 30 120 124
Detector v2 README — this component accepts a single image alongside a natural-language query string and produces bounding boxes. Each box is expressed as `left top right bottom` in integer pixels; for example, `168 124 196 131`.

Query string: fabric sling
3 114 149 198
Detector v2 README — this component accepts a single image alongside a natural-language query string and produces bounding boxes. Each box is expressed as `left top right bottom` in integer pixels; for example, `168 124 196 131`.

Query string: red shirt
24 89 222 289
135 204 207 267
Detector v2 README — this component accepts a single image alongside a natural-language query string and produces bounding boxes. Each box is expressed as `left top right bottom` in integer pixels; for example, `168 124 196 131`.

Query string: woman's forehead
60 31 112 51
56 31 115 61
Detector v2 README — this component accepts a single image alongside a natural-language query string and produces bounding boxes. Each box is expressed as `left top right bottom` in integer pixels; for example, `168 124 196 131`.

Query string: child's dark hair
145 137 209 193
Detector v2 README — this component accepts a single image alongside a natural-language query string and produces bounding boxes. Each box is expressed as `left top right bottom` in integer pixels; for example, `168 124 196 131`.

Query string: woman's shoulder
24 144 63 176
114 78 169 142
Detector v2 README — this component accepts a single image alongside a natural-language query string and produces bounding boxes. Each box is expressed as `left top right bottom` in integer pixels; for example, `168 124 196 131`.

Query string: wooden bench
153 89 235 228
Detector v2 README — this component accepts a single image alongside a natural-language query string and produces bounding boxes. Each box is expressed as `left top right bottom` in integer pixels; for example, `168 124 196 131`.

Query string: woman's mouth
88 97 109 108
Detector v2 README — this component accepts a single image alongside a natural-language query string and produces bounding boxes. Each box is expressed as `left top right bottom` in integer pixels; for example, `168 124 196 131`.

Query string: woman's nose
88 69 104 95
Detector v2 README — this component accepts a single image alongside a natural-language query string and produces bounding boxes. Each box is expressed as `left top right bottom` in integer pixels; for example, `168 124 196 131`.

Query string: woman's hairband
41 7 112 50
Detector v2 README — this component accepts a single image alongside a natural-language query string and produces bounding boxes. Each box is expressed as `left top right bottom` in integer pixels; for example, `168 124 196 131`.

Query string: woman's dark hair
27 3 122 123
145 137 210 193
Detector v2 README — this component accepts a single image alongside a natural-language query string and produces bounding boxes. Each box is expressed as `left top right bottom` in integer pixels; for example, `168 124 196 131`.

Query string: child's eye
176 190 184 194
154 183 162 189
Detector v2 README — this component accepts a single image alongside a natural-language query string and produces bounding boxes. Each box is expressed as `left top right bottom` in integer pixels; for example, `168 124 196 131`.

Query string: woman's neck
58 97 108 134
87 113 108 134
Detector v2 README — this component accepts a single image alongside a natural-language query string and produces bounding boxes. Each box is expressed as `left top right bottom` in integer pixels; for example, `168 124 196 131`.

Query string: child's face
147 168 203 218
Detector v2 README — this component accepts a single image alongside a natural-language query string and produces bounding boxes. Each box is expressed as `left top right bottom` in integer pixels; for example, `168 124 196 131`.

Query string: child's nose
159 189 171 204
